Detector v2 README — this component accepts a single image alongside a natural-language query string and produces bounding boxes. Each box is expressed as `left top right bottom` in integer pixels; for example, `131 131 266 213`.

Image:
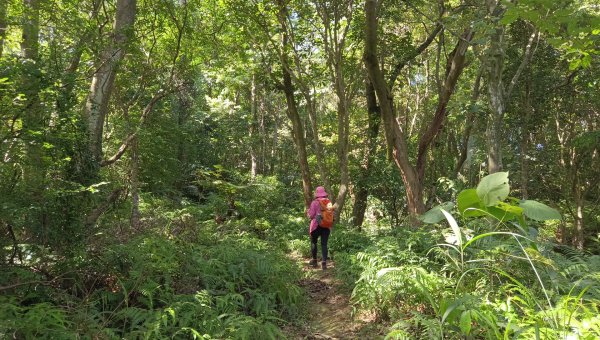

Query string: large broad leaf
459 310 472 335
495 202 523 219
519 200 561 221
477 172 510 206
420 202 455 224
485 206 519 223
457 189 485 217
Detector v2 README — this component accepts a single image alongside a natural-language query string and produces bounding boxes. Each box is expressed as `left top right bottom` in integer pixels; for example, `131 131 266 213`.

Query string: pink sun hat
315 186 328 198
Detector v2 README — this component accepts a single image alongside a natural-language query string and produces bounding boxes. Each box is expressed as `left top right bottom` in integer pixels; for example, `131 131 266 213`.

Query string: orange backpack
318 199 334 228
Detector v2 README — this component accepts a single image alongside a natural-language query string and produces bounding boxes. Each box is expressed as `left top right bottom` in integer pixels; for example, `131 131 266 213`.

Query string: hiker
307 186 334 270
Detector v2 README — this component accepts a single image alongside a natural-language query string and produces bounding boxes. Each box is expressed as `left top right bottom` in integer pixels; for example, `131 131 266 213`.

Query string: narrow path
284 255 375 339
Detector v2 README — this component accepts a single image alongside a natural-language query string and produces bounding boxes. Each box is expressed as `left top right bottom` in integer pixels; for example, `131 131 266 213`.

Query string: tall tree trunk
250 74 258 179
21 0 41 176
277 0 313 208
57 0 102 118
303 91 331 193
454 69 482 178
520 77 532 199
352 79 380 228
571 174 584 250
21 0 44 235
316 0 355 222
83 0 136 166
130 136 140 229
485 20 505 174
269 97 279 175
485 6 538 175
0 0 7 58
333 64 351 222
259 94 266 174
364 0 425 220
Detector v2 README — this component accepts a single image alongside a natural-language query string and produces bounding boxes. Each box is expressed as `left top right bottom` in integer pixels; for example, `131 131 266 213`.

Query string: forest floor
283 253 380 339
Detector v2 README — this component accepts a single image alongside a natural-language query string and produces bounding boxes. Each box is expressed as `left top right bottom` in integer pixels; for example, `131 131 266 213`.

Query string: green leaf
460 310 472 335
499 9 519 25
420 202 455 224
519 200 561 221
485 206 518 223
442 209 462 248
477 172 510 206
457 189 484 216
496 201 523 217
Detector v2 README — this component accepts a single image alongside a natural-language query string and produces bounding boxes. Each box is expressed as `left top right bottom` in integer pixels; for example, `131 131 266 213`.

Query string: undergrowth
3 173 600 339
0 176 307 339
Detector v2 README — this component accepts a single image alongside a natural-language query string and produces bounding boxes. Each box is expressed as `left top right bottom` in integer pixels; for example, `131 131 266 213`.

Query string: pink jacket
307 198 326 234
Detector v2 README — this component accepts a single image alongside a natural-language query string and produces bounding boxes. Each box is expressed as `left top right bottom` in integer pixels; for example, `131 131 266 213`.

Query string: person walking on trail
307 186 334 270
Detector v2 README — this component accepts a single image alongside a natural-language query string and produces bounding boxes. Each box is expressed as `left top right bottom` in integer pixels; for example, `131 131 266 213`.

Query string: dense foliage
1 0 598 338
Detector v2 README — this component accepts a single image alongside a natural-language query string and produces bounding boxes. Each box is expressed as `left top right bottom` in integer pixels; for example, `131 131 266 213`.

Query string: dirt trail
284 256 375 339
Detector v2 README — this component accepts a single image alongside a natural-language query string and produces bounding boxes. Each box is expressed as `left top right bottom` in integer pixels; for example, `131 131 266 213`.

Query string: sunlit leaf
457 189 484 216
519 200 561 221
477 172 510 206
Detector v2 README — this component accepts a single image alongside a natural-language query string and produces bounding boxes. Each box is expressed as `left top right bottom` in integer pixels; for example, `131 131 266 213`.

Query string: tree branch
100 90 167 167
388 23 443 89
84 187 124 227
505 29 539 100
416 29 474 181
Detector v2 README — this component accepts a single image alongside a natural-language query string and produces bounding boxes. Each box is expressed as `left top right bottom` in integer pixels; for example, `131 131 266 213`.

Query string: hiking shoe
309 259 318 267
321 261 327 270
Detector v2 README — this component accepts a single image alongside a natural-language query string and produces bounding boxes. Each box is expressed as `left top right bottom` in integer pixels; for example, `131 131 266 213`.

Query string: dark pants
310 227 330 262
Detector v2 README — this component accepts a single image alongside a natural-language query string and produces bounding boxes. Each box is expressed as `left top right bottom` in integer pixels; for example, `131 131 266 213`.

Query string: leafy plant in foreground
377 173 600 338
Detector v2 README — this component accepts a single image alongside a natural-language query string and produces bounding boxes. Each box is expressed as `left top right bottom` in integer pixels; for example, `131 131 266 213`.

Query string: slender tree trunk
485 7 538 175
333 65 351 222
258 94 266 174
0 0 7 58
314 0 355 222
303 91 331 192
250 74 258 179
83 0 136 166
572 176 584 249
130 136 140 229
454 69 482 177
282 68 312 208
20 0 45 236
277 0 313 208
269 97 278 175
21 0 41 177
352 79 380 228
486 19 505 174
57 0 102 118
364 0 425 220
520 77 532 199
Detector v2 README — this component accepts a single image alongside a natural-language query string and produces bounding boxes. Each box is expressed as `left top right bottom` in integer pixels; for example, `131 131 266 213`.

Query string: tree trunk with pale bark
250 74 259 179
83 0 136 166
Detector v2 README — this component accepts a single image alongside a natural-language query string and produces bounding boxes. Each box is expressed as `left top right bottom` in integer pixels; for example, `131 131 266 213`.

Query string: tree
363 0 472 222
0 0 7 58
83 0 136 174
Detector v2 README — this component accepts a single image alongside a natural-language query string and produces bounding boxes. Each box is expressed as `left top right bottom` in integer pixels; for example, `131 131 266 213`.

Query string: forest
1 0 599 338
